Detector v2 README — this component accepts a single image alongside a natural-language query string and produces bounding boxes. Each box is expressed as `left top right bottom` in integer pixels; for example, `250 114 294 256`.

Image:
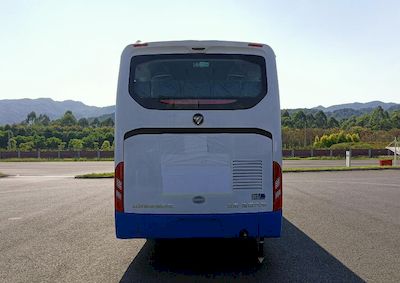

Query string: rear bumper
115 210 282 239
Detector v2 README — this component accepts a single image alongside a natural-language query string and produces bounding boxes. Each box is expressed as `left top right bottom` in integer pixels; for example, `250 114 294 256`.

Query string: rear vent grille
232 160 263 190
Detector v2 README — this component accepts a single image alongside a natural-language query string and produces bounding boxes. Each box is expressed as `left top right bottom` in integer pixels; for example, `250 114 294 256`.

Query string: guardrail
0 149 393 159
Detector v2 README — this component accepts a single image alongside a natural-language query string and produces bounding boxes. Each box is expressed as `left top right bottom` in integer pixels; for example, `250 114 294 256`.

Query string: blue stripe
115 211 282 239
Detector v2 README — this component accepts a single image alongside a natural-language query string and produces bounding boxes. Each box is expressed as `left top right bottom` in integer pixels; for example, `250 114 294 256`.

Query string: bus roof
124 40 276 57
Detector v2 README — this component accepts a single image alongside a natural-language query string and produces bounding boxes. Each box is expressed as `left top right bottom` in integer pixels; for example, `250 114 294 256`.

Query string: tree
355 115 369 128
68 139 83 151
369 106 391 130
314 131 360 148
90 118 100 127
391 111 400 128
100 117 114 127
19 141 34 151
319 135 330 148
58 142 66 151
281 116 293 128
0 130 8 149
327 117 339 128
314 135 320 147
306 113 316 128
46 137 62 149
292 111 307 128
315 111 328 128
60 110 77 126
78 118 89 128
37 114 50 126
25 111 37 125
33 135 46 149
337 131 347 143
8 138 17 151
14 135 33 147
341 116 357 130
101 140 111 150
282 110 290 118
351 133 360 142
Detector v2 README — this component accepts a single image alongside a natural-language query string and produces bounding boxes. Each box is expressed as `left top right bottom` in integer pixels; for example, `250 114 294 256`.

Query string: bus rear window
129 54 267 109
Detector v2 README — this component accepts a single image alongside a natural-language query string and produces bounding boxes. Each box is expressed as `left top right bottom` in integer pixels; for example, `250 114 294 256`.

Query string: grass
284 165 400 173
75 165 400 178
0 158 114 162
0 156 392 162
284 155 398 161
283 156 366 160
75 172 114 179
0 172 8 178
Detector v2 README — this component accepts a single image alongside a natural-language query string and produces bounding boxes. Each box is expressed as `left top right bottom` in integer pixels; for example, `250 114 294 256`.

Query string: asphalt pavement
0 161 114 177
0 163 399 282
0 159 382 178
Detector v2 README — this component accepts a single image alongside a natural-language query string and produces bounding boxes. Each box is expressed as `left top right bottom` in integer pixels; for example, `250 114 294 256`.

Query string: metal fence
0 149 393 159
0 150 114 159
282 148 392 158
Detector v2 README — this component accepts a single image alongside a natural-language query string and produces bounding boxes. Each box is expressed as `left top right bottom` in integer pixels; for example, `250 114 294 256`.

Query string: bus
114 40 282 262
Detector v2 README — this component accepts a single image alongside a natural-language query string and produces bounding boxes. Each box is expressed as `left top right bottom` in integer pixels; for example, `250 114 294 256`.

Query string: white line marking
285 180 400 187
0 187 63 194
8 217 22 220
8 175 75 178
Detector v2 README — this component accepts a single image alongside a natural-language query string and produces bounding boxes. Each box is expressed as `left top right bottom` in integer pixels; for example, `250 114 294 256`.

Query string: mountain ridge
0 98 399 125
312 100 398 112
0 98 115 125
283 101 400 120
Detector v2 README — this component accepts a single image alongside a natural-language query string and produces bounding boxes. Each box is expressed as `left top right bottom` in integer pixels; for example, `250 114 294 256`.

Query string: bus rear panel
115 41 282 239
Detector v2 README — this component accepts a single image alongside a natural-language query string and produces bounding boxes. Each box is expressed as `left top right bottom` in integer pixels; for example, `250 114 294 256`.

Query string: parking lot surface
0 163 399 282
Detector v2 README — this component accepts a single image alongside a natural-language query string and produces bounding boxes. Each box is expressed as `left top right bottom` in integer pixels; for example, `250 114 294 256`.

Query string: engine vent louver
232 160 263 190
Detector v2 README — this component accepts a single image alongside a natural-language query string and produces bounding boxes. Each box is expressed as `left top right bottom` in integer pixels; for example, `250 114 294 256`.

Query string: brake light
115 162 124 212
133 43 148 47
160 99 236 105
248 43 263 47
273 161 282 211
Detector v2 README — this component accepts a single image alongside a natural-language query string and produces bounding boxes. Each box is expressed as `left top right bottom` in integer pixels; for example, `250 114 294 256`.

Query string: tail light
160 99 236 105
273 161 282 211
115 162 124 212
248 43 263 47
133 43 148 47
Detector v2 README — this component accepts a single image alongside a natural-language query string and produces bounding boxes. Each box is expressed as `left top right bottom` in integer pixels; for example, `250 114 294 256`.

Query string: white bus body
115 41 282 240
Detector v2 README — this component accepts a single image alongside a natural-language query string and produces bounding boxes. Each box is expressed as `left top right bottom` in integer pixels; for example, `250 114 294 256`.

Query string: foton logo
192 196 205 204
193 113 204 126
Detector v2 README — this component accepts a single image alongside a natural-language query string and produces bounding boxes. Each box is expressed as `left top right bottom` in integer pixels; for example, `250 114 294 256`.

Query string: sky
1 0 399 109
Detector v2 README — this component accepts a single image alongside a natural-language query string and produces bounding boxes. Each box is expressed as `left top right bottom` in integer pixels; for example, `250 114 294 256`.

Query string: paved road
0 159 382 177
0 161 114 176
1 165 400 282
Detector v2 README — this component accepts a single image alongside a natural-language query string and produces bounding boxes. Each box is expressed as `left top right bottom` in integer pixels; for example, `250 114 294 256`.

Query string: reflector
273 161 282 211
115 162 124 212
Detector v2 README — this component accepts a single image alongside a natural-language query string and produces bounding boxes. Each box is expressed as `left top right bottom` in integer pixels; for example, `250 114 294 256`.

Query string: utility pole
394 137 398 166
7 130 11 151
304 120 307 148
